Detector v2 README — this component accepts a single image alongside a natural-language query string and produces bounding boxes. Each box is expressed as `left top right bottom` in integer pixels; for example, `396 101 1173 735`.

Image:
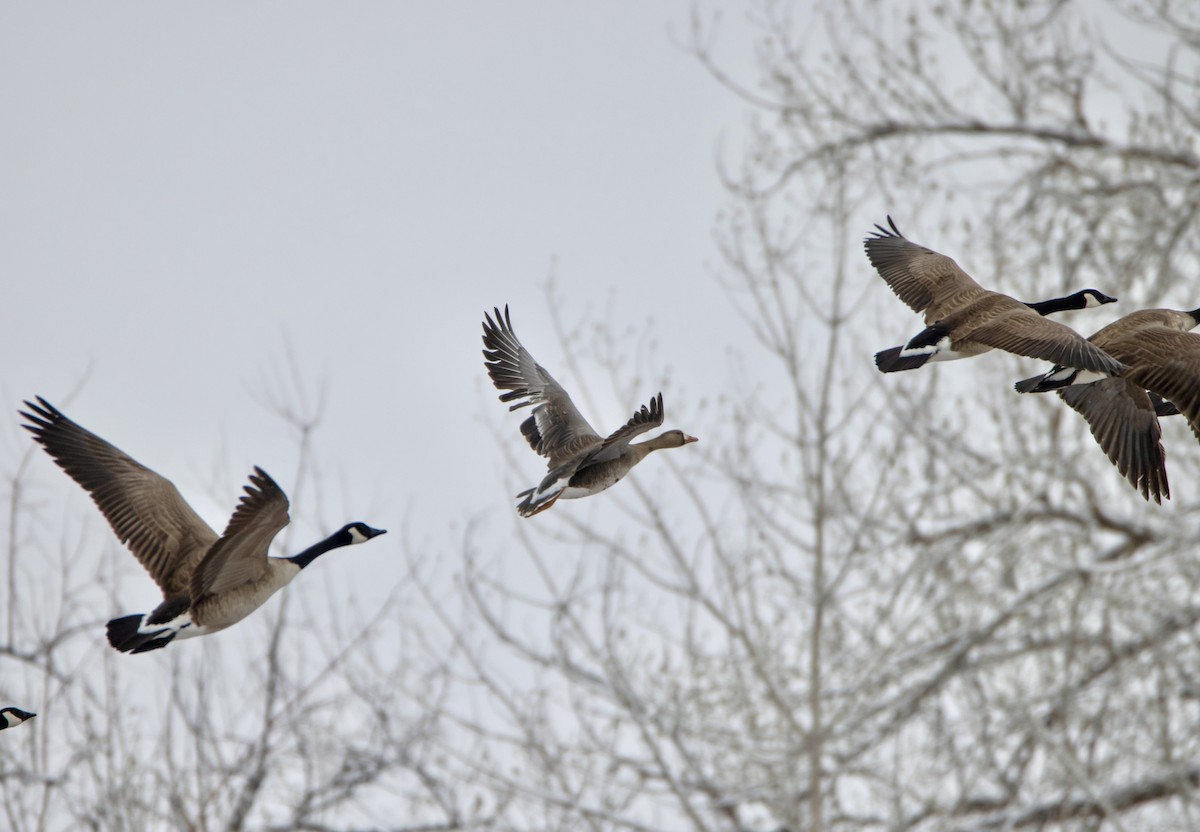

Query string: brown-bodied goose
866 217 1125 375
1014 307 1200 503
482 306 698 517
20 397 386 653
0 708 36 731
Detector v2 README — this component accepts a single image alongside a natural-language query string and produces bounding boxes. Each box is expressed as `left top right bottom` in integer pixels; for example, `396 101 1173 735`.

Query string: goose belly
564 463 627 498
191 564 299 631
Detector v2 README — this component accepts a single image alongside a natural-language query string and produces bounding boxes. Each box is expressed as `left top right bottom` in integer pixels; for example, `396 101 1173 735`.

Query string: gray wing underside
482 306 602 466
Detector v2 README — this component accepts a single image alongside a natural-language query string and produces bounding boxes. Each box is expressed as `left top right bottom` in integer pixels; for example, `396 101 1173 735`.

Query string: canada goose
1014 307 1200 503
20 397 387 653
865 217 1125 375
482 306 698 517
0 707 36 730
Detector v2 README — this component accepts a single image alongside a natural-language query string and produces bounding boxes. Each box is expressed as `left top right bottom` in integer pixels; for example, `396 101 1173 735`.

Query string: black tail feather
106 614 175 654
1013 374 1046 394
875 346 932 373
1013 371 1076 394
516 486 562 518
130 636 175 654
1150 392 1180 417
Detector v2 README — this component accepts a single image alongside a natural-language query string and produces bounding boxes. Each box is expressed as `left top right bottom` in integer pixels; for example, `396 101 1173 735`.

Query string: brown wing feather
964 307 1127 375
1099 328 1200 444
20 397 217 597
1058 379 1169 503
482 306 603 466
189 467 290 600
863 217 985 316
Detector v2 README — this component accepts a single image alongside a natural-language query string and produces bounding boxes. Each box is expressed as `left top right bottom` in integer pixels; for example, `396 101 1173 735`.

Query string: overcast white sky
1 2 757 607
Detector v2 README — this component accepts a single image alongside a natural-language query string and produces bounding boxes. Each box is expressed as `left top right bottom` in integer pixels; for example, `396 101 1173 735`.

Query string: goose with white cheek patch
482 306 698 517
20 397 386 654
0 708 36 731
865 216 1125 375
1014 307 1200 504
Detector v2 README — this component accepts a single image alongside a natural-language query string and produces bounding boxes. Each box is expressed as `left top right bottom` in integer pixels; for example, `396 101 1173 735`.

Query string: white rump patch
928 345 973 363
900 335 969 363
138 611 204 640
1066 369 1107 386
533 475 571 502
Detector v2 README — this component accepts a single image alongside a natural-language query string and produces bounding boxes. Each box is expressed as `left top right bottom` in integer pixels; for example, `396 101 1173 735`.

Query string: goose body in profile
482 306 698 517
20 398 386 653
865 217 1124 375
1014 307 1200 503
0 707 36 731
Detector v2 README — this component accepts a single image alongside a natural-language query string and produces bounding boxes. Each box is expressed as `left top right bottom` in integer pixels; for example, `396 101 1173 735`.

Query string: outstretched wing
585 393 665 464
190 467 290 600
20 397 218 597
863 216 985 315
482 306 602 467
1059 379 1169 503
968 308 1127 375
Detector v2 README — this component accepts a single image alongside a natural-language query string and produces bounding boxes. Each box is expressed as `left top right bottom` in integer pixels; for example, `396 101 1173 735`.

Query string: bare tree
412 1 1200 830
8 2 1200 831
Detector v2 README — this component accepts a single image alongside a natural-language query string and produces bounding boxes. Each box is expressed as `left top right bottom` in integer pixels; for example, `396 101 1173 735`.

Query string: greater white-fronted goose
482 306 698 517
865 217 1126 375
20 398 387 653
1014 307 1200 503
0 708 36 731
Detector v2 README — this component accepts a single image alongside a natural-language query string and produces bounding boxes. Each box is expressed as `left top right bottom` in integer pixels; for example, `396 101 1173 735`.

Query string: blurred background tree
419 1 1200 830
4 1 1200 831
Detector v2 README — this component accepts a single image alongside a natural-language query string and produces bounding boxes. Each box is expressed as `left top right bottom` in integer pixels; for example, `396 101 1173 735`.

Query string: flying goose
482 306 698 517
1014 307 1200 503
20 397 387 653
0 708 36 731
865 217 1126 375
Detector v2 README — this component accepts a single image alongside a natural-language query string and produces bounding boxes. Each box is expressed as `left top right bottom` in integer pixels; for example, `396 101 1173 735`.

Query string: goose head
648 430 699 450
287 523 387 569
341 522 388 545
1 707 36 729
1188 307 1200 325
1078 289 1118 308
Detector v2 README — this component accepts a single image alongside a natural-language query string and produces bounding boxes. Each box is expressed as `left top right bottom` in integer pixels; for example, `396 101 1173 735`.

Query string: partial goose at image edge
1013 307 1200 503
0 708 36 731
